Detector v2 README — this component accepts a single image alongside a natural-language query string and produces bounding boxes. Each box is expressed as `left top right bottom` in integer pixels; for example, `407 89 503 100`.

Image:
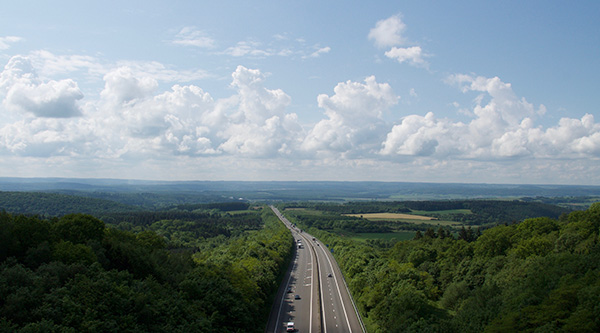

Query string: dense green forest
0 192 250 217
2 189 597 332
0 207 293 332
0 192 140 217
283 203 600 332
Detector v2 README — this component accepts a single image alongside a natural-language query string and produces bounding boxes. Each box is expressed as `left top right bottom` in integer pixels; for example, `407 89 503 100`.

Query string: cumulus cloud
385 46 427 67
1 56 83 118
381 74 600 161
2 50 599 183
302 76 398 156
368 15 406 48
172 27 216 48
217 66 301 157
370 15 429 68
93 65 302 159
381 112 452 156
101 66 158 106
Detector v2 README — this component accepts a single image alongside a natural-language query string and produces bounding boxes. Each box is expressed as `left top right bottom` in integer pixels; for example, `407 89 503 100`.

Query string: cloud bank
0 11 598 184
0 53 598 183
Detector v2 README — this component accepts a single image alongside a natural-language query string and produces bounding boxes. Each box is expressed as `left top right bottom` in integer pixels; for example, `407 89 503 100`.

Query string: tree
53 214 105 244
424 228 436 238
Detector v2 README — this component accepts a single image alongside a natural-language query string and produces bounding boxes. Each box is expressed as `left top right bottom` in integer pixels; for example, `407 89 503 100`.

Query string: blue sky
0 1 599 184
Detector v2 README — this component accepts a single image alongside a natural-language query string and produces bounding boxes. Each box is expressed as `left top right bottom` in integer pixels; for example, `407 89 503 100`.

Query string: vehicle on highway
286 322 295 332
327 273 332 277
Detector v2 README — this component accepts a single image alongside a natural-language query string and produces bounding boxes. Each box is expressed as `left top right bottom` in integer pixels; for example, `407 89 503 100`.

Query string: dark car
294 294 301 300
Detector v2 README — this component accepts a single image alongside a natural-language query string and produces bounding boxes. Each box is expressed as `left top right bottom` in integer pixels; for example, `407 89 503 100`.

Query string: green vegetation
348 231 415 243
283 202 600 332
0 206 293 332
0 191 139 217
1 188 596 332
287 200 570 229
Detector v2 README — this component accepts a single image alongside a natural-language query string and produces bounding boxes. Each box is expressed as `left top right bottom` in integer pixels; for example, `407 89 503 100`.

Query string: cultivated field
345 212 462 227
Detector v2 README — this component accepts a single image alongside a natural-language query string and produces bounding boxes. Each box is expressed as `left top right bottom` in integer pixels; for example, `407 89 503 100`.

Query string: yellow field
344 213 435 220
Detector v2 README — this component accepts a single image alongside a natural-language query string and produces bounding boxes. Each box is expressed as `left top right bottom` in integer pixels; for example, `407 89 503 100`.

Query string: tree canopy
285 202 600 332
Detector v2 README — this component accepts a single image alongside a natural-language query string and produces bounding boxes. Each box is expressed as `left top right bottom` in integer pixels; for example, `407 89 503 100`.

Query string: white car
286 322 295 332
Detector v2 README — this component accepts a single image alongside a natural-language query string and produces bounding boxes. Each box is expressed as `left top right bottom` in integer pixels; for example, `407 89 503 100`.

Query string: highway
266 206 364 333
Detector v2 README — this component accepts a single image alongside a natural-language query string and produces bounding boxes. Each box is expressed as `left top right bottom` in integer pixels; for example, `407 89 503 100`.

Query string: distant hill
1 177 600 202
0 191 138 216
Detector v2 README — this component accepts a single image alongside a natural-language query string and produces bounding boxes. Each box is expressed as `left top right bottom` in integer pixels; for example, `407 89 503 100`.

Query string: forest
283 202 600 332
0 206 293 332
1 188 598 332
308 200 570 225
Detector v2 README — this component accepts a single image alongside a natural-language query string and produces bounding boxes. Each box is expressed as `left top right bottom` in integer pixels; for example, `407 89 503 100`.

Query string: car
294 294 301 300
327 273 332 277
286 287 293 293
286 322 295 332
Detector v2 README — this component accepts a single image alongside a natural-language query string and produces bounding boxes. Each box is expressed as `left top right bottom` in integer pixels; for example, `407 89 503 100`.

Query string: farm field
344 212 462 227
344 212 435 220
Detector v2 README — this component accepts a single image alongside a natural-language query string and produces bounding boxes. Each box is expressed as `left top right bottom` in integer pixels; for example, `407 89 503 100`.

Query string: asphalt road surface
265 206 365 333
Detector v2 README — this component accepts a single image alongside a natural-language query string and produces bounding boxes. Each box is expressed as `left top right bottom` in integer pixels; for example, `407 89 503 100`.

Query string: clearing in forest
344 213 435 220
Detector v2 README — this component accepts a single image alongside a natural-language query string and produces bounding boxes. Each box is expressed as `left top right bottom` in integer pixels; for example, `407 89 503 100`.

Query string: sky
0 1 599 184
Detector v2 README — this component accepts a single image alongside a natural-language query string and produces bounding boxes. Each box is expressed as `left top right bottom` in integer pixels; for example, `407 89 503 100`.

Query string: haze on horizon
0 1 598 185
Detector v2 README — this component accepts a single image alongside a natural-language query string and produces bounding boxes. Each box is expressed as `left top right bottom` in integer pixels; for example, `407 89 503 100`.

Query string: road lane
266 206 365 333
266 207 320 333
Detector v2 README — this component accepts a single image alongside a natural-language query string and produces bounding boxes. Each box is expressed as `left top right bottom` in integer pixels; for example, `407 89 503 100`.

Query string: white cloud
381 112 451 156
385 46 427 67
114 60 210 83
1 51 599 183
100 66 158 105
172 27 216 48
92 65 302 159
217 66 301 157
302 76 398 156
0 36 22 50
381 74 600 162
223 41 272 57
28 50 104 79
368 15 406 48
1 56 83 118
305 46 331 59
26 50 208 84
